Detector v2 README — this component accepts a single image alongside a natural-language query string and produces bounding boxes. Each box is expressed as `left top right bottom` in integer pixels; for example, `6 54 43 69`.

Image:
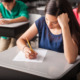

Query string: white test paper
13 49 47 62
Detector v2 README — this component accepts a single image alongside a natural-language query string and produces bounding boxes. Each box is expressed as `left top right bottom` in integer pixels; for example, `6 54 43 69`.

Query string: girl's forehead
45 14 57 20
45 14 57 18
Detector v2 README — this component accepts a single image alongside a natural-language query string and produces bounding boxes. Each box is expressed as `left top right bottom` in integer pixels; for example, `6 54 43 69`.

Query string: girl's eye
45 18 58 24
52 22 58 24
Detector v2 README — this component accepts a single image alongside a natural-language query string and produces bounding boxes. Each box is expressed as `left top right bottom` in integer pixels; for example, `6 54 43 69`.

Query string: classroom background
0 0 80 80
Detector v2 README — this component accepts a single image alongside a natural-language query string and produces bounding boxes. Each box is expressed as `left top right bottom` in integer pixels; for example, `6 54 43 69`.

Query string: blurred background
19 0 80 15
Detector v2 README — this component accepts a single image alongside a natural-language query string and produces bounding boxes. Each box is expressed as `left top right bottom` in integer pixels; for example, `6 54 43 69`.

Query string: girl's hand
57 13 69 29
23 47 37 59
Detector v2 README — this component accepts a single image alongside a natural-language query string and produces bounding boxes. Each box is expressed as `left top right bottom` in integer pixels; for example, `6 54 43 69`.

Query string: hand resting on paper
0 19 10 25
23 47 38 59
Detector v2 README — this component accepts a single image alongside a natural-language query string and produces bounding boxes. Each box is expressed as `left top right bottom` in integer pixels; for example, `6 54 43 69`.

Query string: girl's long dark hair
45 0 80 54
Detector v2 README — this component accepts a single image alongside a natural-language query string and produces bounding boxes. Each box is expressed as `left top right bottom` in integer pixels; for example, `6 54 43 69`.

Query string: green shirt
0 0 29 39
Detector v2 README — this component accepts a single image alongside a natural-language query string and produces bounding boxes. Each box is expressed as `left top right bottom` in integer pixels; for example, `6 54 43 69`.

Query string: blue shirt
35 17 64 53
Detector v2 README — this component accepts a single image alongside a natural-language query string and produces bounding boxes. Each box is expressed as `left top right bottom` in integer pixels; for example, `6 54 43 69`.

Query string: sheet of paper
13 49 47 62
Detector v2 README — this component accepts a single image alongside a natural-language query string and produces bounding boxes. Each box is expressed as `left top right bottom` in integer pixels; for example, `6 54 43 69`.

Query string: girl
17 0 80 64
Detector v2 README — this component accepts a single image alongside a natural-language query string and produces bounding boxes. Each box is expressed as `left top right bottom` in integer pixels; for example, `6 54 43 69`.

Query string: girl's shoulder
35 16 46 32
37 16 45 22
35 16 46 25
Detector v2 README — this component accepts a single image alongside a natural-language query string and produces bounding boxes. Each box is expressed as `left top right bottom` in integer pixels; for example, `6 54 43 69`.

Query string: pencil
26 38 33 51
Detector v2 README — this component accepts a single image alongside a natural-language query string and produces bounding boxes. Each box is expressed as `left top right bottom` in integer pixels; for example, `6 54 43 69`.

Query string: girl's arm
58 13 78 64
16 23 38 59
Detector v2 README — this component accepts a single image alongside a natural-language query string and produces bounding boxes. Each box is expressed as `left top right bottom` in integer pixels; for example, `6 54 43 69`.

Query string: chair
29 13 41 25
29 13 41 48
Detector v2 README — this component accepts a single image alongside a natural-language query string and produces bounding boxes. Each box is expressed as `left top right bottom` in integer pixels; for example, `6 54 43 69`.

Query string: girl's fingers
27 50 31 54
23 47 37 59
31 50 38 55
25 52 37 59
23 47 31 54
25 53 29 58
35 52 38 55
29 55 37 59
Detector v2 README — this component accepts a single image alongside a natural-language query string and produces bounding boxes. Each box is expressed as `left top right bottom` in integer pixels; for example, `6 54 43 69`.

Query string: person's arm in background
0 16 28 24
0 3 29 24
9 4 29 23
0 12 2 18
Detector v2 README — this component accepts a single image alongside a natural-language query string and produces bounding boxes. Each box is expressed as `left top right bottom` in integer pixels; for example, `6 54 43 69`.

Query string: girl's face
45 14 59 29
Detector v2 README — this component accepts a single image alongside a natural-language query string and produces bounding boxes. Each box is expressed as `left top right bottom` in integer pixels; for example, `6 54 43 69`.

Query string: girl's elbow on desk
67 58 77 64
65 52 78 64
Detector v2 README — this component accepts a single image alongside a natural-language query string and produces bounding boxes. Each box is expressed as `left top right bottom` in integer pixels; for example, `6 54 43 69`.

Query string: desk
37 6 45 11
36 6 45 15
0 46 80 80
0 21 29 38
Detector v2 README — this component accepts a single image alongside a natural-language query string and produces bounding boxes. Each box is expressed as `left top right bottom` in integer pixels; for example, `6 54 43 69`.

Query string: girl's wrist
22 45 31 53
22 45 27 52
61 25 70 34
61 24 69 30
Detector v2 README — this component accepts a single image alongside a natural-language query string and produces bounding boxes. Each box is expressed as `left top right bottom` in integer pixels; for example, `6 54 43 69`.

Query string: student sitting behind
0 0 29 52
17 0 80 64
73 3 80 25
